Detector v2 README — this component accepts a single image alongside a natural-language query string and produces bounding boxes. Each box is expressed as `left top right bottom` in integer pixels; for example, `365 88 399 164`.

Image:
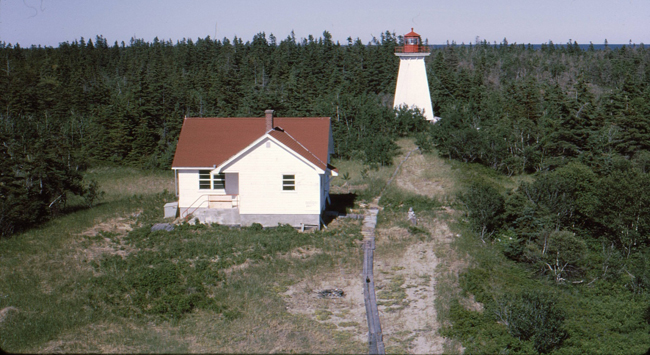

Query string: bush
414 132 435 153
458 180 505 242
361 135 399 167
494 290 567 354
505 162 597 238
542 230 587 279
459 268 492 304
82 179 105 207
627 251 650 294
443 300 532 354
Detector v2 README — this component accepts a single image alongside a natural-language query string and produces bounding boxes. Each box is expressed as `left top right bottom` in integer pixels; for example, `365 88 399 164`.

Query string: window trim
199 170 227 191
213 173 226 190
282 174 296 191
199 170 211 190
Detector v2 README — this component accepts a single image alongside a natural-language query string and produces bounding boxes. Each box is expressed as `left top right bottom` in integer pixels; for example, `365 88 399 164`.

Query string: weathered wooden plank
361 206 384 354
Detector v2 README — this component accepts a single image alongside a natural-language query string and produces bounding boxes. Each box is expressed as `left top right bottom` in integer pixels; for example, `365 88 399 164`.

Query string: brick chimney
265 109 275 131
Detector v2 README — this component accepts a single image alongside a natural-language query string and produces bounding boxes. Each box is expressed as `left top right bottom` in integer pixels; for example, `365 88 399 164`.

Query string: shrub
494 290 567 354
458 180 505 242
90 250 220 320
459 268 492 304
541 230 587 280
627 251 650 294
414 132 435 153
442 300 532 354
505 162 597 238
248 223 263 231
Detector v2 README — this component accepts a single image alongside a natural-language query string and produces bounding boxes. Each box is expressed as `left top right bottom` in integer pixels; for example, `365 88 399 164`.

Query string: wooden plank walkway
361 207 384 354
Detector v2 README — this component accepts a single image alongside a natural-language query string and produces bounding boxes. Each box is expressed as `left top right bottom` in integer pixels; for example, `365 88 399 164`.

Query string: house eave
214 133 326 174
172 166 216 170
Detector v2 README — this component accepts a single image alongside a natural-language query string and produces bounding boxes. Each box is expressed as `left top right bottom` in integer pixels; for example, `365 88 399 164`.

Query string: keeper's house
171 110 337 228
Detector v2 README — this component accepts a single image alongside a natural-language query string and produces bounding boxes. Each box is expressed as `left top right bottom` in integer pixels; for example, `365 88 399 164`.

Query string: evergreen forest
2 30 650 352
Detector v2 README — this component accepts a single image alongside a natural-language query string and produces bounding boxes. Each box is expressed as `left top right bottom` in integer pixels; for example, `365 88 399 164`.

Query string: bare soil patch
0 306 18 325
283 246 323 260
395 152 456 199
70 214 141 279
282 268 368 342
79 215 135 237
222 258 252 275
374 241 444 354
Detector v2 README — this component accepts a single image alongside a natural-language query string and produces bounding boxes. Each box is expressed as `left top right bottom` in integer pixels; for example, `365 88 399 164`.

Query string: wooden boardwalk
361 207 384 354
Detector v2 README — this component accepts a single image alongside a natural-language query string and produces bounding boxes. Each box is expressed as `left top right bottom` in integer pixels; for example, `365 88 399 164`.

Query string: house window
213 173 226 190
199 170 211 189
282 174 295 191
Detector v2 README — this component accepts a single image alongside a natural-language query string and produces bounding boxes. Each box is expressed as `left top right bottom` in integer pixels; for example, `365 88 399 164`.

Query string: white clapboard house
171 110 337 228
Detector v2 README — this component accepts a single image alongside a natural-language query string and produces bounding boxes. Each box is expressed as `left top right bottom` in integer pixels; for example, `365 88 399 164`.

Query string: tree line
2 31 649 241
433 39 650 282
440 40 650 353
0 31 429 236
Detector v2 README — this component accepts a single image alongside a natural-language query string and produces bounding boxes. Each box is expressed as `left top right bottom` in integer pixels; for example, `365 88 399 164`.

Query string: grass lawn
0 165 372 353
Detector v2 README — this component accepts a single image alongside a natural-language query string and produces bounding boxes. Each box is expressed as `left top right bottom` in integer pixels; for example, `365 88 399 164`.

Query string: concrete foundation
182 207 241 225
239 213 320 229
180 207 320 229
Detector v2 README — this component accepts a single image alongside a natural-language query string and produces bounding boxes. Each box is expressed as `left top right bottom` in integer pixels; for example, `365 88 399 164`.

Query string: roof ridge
275 128 328 168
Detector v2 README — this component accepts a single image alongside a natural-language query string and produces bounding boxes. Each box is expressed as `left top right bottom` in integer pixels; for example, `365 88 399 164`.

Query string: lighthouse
394 28 436 122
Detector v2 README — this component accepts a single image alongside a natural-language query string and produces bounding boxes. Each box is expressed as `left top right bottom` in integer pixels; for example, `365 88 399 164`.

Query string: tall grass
331 150 406 204
84 166 175 202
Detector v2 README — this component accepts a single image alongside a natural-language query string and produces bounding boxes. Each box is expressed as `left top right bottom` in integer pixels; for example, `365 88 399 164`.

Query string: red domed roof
404 28 420 38
395 28 429 54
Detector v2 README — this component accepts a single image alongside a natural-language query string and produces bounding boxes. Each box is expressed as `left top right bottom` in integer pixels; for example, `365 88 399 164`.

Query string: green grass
0 166 368 353
0 172 176 351
84 166 175 203
379 185 442 213
331 146 409 204
3 144 516 353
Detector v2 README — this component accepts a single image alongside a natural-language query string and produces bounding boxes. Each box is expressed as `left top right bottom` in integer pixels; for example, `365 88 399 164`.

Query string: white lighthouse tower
394 28 437 122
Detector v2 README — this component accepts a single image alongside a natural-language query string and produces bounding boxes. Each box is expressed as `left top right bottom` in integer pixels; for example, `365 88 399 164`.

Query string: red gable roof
171 116 332 169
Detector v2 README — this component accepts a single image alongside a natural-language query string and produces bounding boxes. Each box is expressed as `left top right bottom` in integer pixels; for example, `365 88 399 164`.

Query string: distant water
427 43 639 50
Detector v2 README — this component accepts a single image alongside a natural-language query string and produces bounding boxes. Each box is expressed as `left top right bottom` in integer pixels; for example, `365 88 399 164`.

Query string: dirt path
284 140 456 354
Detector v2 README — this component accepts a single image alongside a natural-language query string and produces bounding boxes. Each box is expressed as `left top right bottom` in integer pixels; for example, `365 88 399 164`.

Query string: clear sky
1 0 648 47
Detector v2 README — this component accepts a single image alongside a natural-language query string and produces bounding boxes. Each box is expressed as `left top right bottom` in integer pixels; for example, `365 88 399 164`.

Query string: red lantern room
396 28 429 53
